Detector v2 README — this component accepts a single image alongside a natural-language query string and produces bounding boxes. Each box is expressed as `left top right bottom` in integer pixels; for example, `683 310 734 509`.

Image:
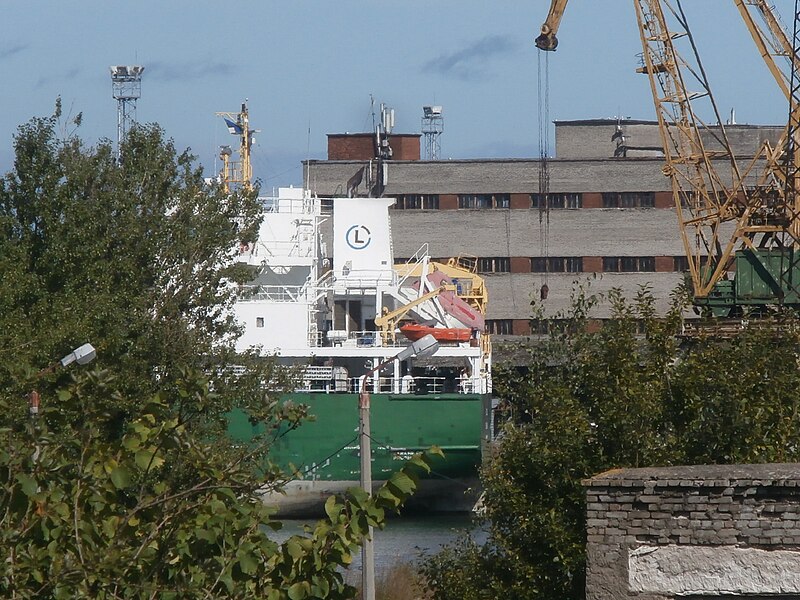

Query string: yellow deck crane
216 101 257 193
537 0 800 317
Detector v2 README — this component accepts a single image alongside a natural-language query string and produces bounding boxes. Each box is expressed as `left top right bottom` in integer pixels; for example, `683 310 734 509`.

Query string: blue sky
0 1 792 187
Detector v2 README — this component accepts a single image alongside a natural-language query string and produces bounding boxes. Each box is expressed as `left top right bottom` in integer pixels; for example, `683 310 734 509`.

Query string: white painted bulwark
629 545 800 596
235 301 311 352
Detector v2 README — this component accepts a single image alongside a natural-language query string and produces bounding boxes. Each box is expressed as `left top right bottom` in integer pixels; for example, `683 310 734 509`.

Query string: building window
458 194 510 209
602 192 655 208
530 319 577 335
603 257 656 272
678 189 732 208
256 317 265 328
530 319 549 334
638 256 655 271
477 257 511 273
531 193 582 209
673 255 710 271
486 319 513 335
531 257 583 273
673 256 689 272
393 194 439 210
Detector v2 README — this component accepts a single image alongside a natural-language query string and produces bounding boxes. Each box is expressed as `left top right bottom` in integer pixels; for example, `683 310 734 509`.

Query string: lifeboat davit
411 271 485 330
400 323 473 343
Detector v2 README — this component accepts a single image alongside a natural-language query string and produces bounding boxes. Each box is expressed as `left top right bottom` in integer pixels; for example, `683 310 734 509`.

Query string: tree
0 367 440 598
422 284 800 600
0 100 265 411
0 105 436 597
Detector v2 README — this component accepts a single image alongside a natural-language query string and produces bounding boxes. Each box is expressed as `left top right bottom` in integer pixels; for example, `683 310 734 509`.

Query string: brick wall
510 193 530 209
654 192 672 209
583 192 603 208
584 464 800 600
327 135 375 160
326 134 420 160
654 256 673 272
439 194 458 210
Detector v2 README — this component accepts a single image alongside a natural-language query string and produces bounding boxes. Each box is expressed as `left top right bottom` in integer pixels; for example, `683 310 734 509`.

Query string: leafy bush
423 285 800 600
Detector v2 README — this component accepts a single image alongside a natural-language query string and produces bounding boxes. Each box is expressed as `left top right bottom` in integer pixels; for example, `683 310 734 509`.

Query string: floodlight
60 343 97 367
396 334 439 361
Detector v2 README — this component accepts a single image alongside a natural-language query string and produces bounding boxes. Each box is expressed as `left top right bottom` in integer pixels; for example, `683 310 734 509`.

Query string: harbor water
272 512 485 577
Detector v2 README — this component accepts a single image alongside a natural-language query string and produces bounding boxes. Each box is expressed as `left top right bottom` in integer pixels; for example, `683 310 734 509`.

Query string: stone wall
584 464 800 600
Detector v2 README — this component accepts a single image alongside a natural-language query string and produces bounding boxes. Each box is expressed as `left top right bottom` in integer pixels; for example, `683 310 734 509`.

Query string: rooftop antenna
376 103 394 160
110 65 144 161
421 105 444 160
371 102 394 196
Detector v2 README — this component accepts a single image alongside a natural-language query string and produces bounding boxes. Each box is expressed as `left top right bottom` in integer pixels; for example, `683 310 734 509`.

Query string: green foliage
0 105 432 597
0 369 438 598
423 284 800 600
0 103 267 411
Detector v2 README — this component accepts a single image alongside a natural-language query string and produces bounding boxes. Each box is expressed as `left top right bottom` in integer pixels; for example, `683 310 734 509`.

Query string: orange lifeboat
400 323 473 343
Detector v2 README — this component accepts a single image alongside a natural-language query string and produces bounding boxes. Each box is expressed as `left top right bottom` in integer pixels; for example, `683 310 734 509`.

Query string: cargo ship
220 104 493 515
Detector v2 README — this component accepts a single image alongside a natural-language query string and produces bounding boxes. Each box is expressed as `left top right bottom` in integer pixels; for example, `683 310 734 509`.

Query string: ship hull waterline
227 391 488 517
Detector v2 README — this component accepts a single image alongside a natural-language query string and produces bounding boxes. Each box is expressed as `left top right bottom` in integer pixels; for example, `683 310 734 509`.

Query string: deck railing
296 373 484 395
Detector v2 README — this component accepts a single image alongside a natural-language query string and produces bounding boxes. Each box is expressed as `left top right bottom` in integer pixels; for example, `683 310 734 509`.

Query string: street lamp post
29 343 97 416
358 334 439 600
28 343 97 464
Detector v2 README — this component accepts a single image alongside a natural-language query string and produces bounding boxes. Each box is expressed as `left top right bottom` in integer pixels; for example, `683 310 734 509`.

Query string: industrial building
304 119 782 339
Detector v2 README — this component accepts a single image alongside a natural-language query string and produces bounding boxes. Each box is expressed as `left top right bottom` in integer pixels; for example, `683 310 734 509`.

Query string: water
271 513 485 578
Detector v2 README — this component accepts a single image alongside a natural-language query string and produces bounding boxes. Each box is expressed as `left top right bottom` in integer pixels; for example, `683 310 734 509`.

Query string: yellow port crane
536 0 800 317
535 0 569 51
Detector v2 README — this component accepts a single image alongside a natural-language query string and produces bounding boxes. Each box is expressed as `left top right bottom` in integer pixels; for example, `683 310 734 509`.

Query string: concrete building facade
304 120 783 337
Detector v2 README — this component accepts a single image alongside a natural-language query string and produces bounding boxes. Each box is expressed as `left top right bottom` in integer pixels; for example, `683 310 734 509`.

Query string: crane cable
537 49 551 299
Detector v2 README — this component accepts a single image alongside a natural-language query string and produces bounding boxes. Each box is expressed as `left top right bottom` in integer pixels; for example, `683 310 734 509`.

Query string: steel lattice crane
537 0 800 317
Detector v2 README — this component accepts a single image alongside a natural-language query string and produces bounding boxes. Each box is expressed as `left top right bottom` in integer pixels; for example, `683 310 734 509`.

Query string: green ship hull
227 391 488 515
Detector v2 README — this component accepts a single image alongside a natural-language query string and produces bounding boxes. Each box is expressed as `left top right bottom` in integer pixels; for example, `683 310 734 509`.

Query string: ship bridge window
531 193 582 209
393 194 440 210
477 257 511 273
458 194 510 209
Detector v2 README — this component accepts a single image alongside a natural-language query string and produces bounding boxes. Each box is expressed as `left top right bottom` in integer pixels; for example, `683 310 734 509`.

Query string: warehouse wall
390 208 685 258
303 119 778 335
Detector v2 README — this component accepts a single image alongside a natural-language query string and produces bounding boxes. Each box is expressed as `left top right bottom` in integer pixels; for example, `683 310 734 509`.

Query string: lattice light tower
110 65 144 160
421 105 443 160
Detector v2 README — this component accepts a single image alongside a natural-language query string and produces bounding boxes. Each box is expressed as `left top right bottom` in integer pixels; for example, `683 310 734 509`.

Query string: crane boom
536 0 800 315
734 0 795 99
634 0 747 300
535 0 569 51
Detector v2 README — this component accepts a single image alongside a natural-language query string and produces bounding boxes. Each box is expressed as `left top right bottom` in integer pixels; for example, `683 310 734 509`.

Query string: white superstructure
234 187 491 395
